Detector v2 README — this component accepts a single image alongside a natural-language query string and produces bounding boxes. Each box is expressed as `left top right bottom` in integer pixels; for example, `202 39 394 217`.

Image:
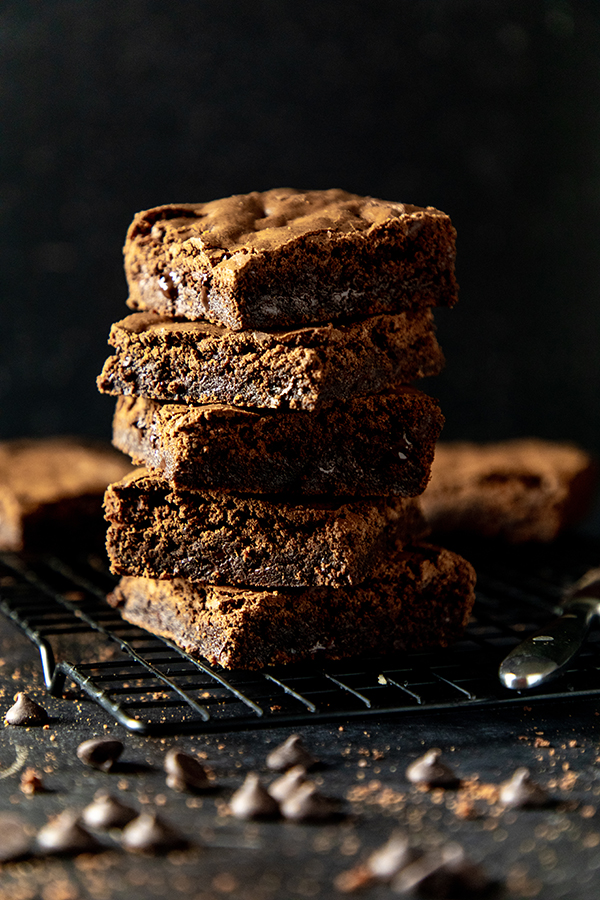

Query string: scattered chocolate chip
36 811 101 856
5 692 49 726
229 772 280 820
392 843 495 899
280 782 339 822
0 812 32 862
76 738 124 772
405 748 459 788
266 734 316 772
82 791 138 830
498 767 549 809
268 765 308 803
442 856 497 899
392 843 460 896
20 767 45 795
120 812 185 853
164 748 210 792
366 831 417 881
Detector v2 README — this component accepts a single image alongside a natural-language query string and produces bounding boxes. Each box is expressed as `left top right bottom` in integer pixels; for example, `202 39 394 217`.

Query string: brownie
111 388 444 497
420 439 598 542
0 437 132 552
123 188 458 331
97 309 444 410
107 543 476 670
104 469 428 587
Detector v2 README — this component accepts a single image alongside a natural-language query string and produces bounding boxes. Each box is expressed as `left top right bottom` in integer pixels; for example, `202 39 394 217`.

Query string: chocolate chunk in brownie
0 437 132 551
97 310 444 411
111 388 443 496
104 469 428 587
124 188 458 331
420 438 598 542
107 544 476 670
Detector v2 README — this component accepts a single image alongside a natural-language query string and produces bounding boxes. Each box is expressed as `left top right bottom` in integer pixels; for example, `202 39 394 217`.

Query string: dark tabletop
1 601 600 900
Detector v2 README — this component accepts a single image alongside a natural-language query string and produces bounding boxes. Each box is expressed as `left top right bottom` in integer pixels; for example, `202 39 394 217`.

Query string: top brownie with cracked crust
124 187 458 331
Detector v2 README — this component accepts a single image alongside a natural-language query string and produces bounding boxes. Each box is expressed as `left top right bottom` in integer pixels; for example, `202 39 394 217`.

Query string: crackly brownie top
126 187 449 265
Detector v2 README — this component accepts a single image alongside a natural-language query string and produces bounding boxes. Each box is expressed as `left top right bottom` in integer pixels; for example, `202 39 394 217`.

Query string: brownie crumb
334 864 374 893
20 767 45 795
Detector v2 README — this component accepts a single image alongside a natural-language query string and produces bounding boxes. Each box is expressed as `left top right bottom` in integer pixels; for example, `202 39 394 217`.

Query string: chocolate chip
392 843 495 899
36 811 101 856
0 812 32 862
120 813 185 853
82 791 138 830
499 767 549 808
442 857 496 898
164 748 210 792
268 765 308 803
76 738 124 772
392 843 460 896
5 692 48 726
405 748 459 788
280 782 339 822
266 734 316 772
229 772 280 820
366 832 417 881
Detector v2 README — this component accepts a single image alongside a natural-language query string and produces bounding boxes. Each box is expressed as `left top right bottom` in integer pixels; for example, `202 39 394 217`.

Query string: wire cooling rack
1 535 599 734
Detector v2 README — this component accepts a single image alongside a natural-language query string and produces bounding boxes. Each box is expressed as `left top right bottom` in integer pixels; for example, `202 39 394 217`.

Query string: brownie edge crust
107 544 476 670
124 188 458 330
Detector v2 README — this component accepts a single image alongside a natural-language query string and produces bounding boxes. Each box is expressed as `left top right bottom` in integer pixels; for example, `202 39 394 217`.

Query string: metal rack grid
1 534 599 735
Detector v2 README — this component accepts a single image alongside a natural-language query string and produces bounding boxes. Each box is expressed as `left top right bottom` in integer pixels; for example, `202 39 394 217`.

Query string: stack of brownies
97 188 476 670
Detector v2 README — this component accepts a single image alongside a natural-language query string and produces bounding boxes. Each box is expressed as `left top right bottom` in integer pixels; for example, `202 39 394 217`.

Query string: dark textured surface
2 603 600 898
1 1 600 454
2 536 600 896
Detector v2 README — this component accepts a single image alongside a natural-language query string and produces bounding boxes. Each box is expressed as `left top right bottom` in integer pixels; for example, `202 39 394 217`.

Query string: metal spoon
499 568 600 690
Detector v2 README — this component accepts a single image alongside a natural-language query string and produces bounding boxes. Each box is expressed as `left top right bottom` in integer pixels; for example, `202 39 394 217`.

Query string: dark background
1 0 599 454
